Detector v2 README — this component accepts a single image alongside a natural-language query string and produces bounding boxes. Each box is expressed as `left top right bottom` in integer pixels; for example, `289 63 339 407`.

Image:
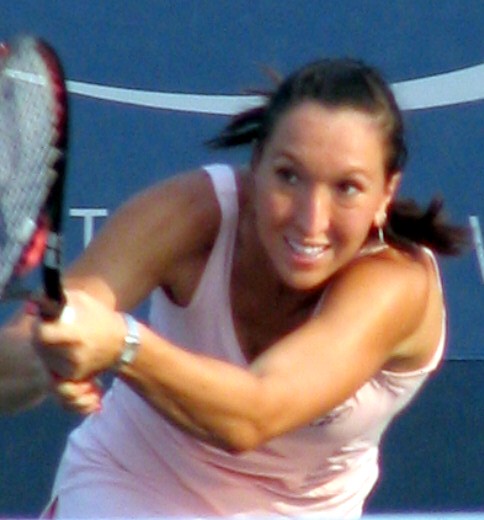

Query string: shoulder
319 246 442 368
117 168 221 252
356 246 431 293
65 168 225 308
328 246 431 307
127 168 219 220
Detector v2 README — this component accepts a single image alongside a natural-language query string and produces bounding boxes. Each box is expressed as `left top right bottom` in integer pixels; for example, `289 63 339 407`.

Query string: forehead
265 102 386 168
272 101 381 138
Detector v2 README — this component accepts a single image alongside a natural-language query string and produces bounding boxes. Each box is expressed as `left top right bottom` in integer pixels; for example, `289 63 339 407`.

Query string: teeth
288 239 327 258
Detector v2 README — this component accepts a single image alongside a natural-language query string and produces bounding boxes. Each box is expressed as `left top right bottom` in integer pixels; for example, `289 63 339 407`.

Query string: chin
279 269 332 293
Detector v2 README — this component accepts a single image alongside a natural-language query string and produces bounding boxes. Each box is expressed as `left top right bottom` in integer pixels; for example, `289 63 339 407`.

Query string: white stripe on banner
66 63 484 114
469 215 484 284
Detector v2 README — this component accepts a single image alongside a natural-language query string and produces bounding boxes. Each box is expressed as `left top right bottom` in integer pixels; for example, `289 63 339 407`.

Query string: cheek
333 207 377 241
254 194 277 243
254 176 291 227
269 190 292 215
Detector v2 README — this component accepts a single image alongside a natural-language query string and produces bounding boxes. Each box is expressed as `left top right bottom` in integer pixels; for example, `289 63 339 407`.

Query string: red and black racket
0 35 68 318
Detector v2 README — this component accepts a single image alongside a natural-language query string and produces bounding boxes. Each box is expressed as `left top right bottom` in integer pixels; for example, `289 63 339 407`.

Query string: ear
374 173 401 227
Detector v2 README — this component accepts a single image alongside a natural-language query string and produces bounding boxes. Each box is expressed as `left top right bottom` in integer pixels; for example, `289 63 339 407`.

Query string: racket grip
42 230 66 318
24 295 65 321
38 295 66 321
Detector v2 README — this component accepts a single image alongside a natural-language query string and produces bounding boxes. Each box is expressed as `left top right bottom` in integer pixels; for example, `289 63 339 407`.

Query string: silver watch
116 313 140 369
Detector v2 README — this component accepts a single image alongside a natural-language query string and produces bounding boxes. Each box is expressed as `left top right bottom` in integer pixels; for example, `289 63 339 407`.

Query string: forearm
0 316 50 413
117 323 273 452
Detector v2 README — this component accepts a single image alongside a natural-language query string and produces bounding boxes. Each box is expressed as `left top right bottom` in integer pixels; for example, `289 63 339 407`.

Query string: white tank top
50 164 445 519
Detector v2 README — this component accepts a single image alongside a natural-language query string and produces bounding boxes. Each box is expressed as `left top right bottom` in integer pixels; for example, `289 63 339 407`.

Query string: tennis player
8 58 469 517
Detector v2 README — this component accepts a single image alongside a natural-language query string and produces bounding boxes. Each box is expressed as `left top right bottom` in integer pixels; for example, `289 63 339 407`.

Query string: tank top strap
202 164 239 220
420 247 447 371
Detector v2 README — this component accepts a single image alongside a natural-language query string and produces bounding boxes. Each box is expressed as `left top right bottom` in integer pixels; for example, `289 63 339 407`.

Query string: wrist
114 313 141 371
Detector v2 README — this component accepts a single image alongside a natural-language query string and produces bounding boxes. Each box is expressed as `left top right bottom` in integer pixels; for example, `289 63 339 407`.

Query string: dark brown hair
208 58 469 256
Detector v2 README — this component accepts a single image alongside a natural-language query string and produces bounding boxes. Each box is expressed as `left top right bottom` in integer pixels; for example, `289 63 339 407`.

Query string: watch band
116 313 140 369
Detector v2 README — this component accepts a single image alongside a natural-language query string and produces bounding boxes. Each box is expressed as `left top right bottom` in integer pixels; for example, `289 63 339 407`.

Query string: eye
336 180 362 197
276 167 299 186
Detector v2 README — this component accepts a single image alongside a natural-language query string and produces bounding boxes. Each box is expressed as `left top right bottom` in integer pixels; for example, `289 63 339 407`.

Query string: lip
285 237 330 264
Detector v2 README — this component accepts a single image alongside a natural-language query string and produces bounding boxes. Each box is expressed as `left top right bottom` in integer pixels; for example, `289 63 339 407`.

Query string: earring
376 212 387 245
378 225 385 245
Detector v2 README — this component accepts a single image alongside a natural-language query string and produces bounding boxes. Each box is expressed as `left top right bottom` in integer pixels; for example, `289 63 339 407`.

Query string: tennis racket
0 35 68 319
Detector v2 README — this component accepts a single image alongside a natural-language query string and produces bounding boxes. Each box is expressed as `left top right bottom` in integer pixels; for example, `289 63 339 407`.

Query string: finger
59 304 76 325
54 381 103 414
56 392 102 415
70 392 102 413
55 376 103 398
56 380 94 398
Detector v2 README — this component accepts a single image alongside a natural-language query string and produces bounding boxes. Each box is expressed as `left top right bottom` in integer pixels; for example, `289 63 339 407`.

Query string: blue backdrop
0 1 483 516
1 0 482 358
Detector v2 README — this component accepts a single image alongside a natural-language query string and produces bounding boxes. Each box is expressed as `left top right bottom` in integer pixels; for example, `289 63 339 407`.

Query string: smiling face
250 101 399 291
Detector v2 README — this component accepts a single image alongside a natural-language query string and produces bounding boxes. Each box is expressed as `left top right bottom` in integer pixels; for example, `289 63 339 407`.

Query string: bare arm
36 216 436 452
0 313 50 413
0 169 217 414
64 170 220 310
112 251 434 451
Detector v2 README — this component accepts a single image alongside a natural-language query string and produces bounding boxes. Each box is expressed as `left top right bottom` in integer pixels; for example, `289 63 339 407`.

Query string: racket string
0 37 63 295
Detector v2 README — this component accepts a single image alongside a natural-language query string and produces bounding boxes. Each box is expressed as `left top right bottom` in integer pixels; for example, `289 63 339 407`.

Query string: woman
31 59 467 517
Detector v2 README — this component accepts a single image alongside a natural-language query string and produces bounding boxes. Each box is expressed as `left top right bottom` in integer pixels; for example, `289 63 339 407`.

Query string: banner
1 1 482 358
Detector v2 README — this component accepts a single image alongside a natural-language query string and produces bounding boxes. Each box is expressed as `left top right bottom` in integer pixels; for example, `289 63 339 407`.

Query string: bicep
64 192 163 310
64 170 219 311
250 256 429 437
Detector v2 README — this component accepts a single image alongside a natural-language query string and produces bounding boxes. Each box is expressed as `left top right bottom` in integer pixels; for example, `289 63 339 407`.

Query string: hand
33 289 125 381
53 377 103 414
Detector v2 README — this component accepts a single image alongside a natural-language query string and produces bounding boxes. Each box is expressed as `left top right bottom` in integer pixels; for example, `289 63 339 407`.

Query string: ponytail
206 105 266 149
386 198 470 256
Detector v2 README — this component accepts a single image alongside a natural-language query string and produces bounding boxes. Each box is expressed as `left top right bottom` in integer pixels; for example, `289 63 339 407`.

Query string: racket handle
42 230 66 318
38 294 66 321
24 294 65 321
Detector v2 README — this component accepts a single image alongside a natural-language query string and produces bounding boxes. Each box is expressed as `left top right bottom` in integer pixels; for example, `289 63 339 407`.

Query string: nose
295 186 330 237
